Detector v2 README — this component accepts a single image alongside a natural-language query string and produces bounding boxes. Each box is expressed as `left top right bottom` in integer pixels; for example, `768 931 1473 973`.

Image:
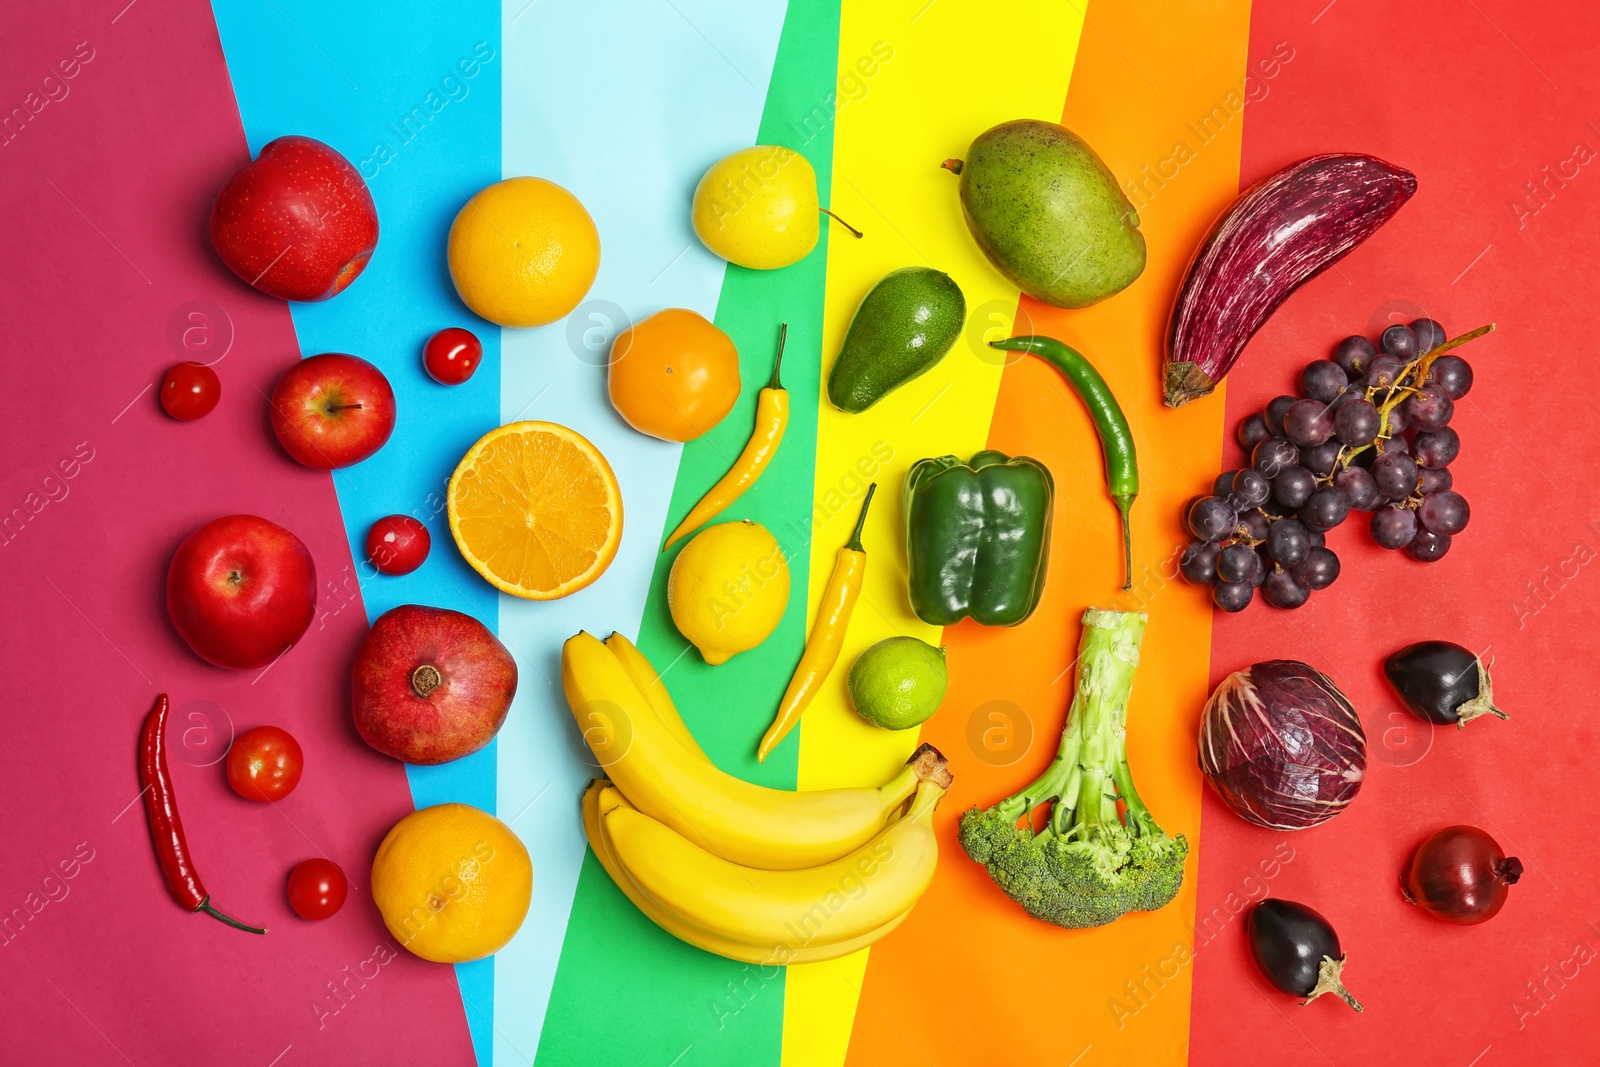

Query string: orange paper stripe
843 3 1252 1064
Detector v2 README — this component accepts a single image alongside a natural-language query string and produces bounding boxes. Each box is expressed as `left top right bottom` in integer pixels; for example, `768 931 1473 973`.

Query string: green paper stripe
533 3 840 1064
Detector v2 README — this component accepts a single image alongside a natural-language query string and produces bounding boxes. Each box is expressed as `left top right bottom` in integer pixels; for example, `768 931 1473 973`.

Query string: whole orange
608 309 740 442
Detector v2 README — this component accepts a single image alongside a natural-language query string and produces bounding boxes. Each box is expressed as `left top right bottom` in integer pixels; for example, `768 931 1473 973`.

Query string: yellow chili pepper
757 484 875 763
663 324 791 550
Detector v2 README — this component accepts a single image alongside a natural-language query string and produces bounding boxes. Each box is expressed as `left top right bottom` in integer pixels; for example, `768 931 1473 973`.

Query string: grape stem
1332 324 1495 477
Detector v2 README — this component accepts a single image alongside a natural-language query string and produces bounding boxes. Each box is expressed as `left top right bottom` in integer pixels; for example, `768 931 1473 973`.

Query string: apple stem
819 209 863 239
410 664 442 698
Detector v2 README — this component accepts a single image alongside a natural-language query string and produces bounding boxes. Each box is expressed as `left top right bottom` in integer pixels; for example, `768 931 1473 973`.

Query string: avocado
827 267 966 414
947 119 1144 309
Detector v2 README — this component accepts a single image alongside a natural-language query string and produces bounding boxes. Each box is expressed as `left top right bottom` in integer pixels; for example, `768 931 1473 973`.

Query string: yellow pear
692 146 857 270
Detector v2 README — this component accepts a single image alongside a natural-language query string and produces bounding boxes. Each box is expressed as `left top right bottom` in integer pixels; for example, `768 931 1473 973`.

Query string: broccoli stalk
959 608 1188 928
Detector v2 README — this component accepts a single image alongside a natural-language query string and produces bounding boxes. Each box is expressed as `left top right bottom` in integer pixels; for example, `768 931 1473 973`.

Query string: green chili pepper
990 334 1138 590
904 450 1054 627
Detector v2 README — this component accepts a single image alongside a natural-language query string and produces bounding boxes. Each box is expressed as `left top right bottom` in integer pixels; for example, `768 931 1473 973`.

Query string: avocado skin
956 119 1145 309
828 267 966 414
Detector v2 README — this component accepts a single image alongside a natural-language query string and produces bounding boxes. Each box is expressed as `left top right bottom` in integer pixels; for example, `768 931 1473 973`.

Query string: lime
847 637 948 731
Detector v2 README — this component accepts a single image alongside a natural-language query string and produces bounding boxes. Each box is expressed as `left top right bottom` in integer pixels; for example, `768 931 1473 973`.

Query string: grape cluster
1180 317 1484 612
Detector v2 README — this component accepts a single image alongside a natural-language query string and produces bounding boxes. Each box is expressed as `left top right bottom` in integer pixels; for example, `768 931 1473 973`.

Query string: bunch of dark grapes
1179 317 1487 612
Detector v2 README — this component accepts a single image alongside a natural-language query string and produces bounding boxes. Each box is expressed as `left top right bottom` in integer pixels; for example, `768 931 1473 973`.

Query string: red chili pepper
140 693 266 934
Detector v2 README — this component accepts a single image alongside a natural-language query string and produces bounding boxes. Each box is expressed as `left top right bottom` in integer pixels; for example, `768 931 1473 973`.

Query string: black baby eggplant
1384 641 1507 728
1248 898 1363 1012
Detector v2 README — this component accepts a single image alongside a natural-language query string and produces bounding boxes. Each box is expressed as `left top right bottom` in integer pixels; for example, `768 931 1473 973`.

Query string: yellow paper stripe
779 4 1086 1064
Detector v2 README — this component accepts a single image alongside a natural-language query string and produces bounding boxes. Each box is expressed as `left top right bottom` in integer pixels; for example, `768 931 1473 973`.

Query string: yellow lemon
448 177 600 327
692 146 822 270
371 803 532 964
668 520 790 665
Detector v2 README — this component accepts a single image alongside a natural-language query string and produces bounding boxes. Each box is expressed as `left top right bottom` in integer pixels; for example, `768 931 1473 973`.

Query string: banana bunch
565 631 953 965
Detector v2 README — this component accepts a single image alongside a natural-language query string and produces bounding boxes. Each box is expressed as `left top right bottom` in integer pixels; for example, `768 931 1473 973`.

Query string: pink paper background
0 3 473 1063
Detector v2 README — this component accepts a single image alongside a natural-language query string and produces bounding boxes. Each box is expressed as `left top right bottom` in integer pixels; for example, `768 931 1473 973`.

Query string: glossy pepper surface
758 485 875 762
664 324 791 549
139 693 266 933
904 450 1053 627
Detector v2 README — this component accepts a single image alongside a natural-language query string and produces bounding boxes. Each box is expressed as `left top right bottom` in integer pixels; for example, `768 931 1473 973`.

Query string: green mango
946 119 1144 309
827 267 965 413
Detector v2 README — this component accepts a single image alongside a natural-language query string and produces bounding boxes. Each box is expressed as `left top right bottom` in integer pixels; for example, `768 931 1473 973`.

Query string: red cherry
160 362 221 421
366 515 430 576
287 858 348 920
424 327 482 385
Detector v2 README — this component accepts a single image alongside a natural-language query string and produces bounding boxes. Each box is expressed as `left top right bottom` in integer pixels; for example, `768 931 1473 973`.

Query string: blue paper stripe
209 2 502 1061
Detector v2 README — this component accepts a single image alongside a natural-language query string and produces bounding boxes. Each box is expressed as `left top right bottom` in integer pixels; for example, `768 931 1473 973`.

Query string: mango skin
953 120 1145 309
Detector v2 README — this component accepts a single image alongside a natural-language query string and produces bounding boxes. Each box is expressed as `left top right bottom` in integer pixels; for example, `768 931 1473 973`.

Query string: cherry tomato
424 327 482 385
225 725 304 802
287 858 349 920
160 361 221 420
366 515 431 576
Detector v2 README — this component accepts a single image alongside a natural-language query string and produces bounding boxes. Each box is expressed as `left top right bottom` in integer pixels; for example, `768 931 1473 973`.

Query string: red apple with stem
167 515 317 670
210 136 379 302
270 353 396 469
351 605 517 765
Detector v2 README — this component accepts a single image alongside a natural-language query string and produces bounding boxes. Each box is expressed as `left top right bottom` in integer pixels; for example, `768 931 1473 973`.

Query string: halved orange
448 421 623 600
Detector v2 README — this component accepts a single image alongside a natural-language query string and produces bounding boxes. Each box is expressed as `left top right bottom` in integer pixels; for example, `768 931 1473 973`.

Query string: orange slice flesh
447 421 623 600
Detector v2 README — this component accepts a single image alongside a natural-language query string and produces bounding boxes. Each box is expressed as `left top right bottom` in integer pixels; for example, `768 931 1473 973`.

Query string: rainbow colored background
4 1 1598 1064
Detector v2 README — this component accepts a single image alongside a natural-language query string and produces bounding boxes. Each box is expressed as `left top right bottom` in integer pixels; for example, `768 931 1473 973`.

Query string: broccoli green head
959 806 1187 929
958 609 1188 929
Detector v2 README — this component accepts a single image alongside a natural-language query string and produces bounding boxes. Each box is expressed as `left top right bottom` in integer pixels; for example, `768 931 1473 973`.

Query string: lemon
371 803 532 964
448 177 600 328
847 637 949 731
692 146 820 270
668 520 790 665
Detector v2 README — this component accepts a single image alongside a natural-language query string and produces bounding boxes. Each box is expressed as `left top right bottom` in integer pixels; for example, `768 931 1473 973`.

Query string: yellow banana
605 777 948 951
563 631 943 869
602 631 704 759
581 780 908 964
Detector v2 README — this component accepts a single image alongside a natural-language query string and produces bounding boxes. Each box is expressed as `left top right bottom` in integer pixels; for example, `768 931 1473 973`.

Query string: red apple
210 135 379 302
270 353 396 469
167 515 317 670
351 605 517 765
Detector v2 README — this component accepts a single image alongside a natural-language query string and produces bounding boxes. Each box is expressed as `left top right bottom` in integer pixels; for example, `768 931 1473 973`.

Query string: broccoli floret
958 609 1187 929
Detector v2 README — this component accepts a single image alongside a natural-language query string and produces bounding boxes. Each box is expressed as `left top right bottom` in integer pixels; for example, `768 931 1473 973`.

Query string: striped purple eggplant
1164 154 1417 408
1198 659 1366 831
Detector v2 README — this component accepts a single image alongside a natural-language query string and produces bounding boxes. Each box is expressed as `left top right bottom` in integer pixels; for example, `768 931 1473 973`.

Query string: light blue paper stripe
492 0 785 1061
210 2 502 1061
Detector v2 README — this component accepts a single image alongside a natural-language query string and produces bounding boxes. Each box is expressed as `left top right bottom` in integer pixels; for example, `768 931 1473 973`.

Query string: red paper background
1191 1 1600 1063
0 4 473 1064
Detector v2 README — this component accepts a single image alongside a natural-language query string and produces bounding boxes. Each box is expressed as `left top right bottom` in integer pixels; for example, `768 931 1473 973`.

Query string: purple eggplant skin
1164 154 1418 408
1248 898 1364 1012
1383 640 1508 728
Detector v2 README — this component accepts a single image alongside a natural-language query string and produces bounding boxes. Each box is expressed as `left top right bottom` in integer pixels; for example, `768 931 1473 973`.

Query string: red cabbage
1199 660 1366 830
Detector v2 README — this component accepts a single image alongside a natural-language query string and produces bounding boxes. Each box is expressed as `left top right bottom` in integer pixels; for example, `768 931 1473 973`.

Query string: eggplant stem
1455 655 1509 728
1303 954 1363 1012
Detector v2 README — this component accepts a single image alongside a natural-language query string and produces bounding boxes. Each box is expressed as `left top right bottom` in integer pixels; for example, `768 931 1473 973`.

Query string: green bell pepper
904 450 1054 627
